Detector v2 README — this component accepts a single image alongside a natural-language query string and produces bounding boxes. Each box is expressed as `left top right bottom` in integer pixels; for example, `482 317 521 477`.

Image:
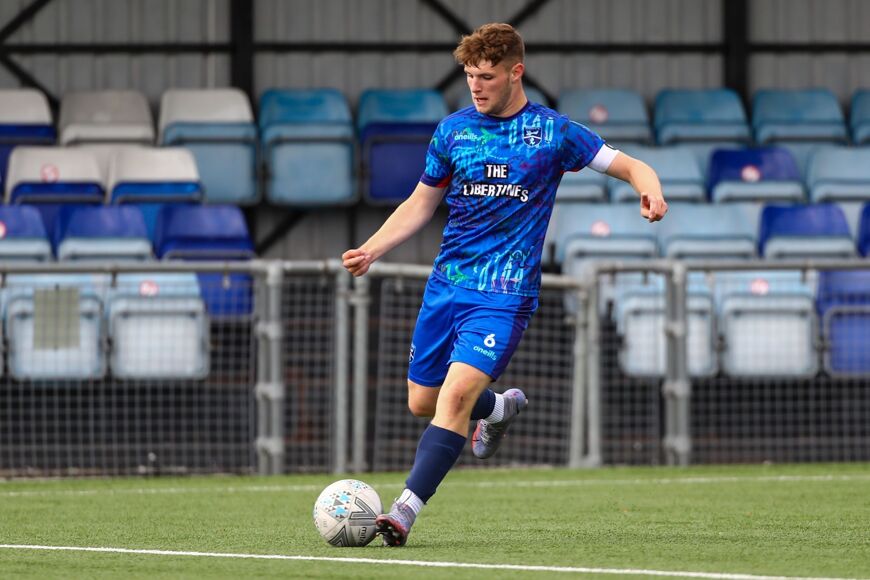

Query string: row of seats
6 86 867 208
552 201 870 378
550 202 870 265
560 144 870 204
0 204 255 381
4 146 201 236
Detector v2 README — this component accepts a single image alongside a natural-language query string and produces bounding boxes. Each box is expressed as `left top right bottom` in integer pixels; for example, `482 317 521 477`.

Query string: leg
377 363 491 546
408 378 498 420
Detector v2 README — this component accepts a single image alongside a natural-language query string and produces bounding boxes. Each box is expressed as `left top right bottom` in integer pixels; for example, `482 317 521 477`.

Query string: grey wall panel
751 0 870 43
750 53 870 104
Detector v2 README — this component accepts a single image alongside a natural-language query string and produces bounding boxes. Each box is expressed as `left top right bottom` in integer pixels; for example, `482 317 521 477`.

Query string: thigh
407 277 456 387
449 290 538 381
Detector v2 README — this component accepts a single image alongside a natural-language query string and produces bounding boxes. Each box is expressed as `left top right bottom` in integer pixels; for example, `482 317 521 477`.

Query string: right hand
342 248 374 277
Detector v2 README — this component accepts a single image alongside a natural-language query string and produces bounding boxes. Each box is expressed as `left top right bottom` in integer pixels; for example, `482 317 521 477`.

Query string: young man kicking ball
342 22 667 546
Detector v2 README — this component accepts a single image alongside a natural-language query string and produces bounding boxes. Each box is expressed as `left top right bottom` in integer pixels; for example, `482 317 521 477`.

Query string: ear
511 62 525 83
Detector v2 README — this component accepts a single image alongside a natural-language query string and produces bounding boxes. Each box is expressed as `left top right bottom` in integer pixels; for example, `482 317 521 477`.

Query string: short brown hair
453 23 525 68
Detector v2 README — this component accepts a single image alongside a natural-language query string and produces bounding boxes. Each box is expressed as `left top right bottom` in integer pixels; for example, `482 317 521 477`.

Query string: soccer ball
313 479 382 547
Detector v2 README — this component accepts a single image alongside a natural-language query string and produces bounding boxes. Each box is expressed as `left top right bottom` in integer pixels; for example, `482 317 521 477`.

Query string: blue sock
405 424 467 503
469 388 495 420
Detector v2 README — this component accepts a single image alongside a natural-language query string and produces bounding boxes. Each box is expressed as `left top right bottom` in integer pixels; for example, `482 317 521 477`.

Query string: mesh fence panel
0 273 257 477
281 274 336 473
371 277 578 472
688 268 870 463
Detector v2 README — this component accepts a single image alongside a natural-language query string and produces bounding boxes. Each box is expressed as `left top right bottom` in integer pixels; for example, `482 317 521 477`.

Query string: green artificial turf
0 463 868 579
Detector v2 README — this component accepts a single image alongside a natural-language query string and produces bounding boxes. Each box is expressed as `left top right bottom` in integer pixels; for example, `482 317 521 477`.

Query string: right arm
342 182 445 276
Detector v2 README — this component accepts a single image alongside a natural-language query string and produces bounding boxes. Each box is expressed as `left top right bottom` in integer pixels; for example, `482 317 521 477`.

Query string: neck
491 87 528 118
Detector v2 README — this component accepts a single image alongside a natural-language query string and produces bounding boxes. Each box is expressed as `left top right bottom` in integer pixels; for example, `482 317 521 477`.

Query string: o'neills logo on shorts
462 183 529 203
473 345 498 360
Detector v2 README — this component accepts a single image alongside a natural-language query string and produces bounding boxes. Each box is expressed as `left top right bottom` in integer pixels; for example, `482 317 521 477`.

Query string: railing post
255 262 285 475
333 266 351 474
568 284 589 468
663 262 691 466
351 274 371 473
585 273 603 466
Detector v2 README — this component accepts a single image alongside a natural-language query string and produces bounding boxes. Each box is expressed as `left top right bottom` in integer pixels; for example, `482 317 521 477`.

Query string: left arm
605 151 668 222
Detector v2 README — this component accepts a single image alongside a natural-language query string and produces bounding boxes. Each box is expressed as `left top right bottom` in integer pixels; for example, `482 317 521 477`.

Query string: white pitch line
0 473 868 498
0 544 864 580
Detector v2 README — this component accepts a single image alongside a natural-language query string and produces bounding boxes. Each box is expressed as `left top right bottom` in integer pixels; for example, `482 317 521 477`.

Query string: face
464 59 523 116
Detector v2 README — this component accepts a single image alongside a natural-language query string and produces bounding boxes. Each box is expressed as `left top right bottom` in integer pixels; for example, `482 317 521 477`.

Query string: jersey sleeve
561 120 611 173
420 121 452 188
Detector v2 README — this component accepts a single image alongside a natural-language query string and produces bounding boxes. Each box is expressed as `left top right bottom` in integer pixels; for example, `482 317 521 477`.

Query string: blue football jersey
420 101 608 297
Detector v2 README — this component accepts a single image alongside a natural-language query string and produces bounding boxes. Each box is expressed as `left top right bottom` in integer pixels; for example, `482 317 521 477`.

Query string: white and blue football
313 479 382 547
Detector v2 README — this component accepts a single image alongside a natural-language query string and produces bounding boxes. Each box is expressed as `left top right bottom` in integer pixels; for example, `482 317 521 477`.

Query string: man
342 23 667 547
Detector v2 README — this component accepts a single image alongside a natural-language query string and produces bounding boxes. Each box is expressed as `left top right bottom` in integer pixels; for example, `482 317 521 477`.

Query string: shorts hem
407 372 445 388
447 358 497 382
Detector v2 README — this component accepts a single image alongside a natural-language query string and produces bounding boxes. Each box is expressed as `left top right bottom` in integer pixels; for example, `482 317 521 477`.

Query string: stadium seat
52 205 152 261
752 89 848 144
653 89 751 145
0 205 52 262
106 147 203 238
858 203 870 256
259 88 355 205
558 88 652 144
758 204 855 259
613 284 717 377
557 167 607 202
714 270 818 377
153 204 255 317
657 203 756 260
358 89 447 204
159 88 258 204
456 87 547 110
806 146 870 202
608 146 705 203
0 89 56 193
4 146 104 232
59 90 154 146
108 272 209 379
707 147 805 203
816 269 870 376
4 273 107 380
849 90 870 145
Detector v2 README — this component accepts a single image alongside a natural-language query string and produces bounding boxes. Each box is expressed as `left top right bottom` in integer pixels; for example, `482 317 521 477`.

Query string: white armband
587 143 620 173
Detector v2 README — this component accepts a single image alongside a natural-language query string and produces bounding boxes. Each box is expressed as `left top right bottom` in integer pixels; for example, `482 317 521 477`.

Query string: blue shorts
407 273 538 387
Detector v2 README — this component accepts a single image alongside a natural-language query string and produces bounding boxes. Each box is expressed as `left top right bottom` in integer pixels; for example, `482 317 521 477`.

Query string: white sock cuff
483 393 505 424
398 488 425 515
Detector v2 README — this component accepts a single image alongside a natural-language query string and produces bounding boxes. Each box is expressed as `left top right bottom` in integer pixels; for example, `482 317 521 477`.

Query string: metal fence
2 259 869 478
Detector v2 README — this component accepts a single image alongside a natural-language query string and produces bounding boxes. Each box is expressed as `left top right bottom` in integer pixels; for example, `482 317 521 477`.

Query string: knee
407 381 436 417
435 387 472 419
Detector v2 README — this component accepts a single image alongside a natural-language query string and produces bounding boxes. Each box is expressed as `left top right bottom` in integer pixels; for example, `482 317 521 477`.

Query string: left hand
640 192 668 222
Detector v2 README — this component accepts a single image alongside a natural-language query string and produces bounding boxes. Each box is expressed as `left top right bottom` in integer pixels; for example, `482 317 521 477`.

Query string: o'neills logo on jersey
453 128 481 141
462 182 529 203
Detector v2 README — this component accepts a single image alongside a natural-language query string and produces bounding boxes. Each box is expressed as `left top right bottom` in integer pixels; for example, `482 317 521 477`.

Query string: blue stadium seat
52 205 152 261
559 88 651 144
849 90 870 145
154 204 255 317
816 270 870 376
654 89 751 145
608 146 705 202
859 203 870 256
806 146 870 203
714 270 818 377
0 90 56 194
108 272 209 380
107 147 203 238
4 273 107 380
456 87 548 110
358 89 447 204
4 147 104 232
752 89 848 144
159 89 258 205
0 205 52 261
556 167 608 202
707 147 804 203
657 203 756 260
260 88 355 205
758 204 855 259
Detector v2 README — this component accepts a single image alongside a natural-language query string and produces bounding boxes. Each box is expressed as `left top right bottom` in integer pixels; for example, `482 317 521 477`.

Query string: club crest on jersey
522 126 542 147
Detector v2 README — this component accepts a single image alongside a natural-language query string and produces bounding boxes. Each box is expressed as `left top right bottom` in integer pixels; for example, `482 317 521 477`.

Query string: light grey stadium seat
608 146 705 203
